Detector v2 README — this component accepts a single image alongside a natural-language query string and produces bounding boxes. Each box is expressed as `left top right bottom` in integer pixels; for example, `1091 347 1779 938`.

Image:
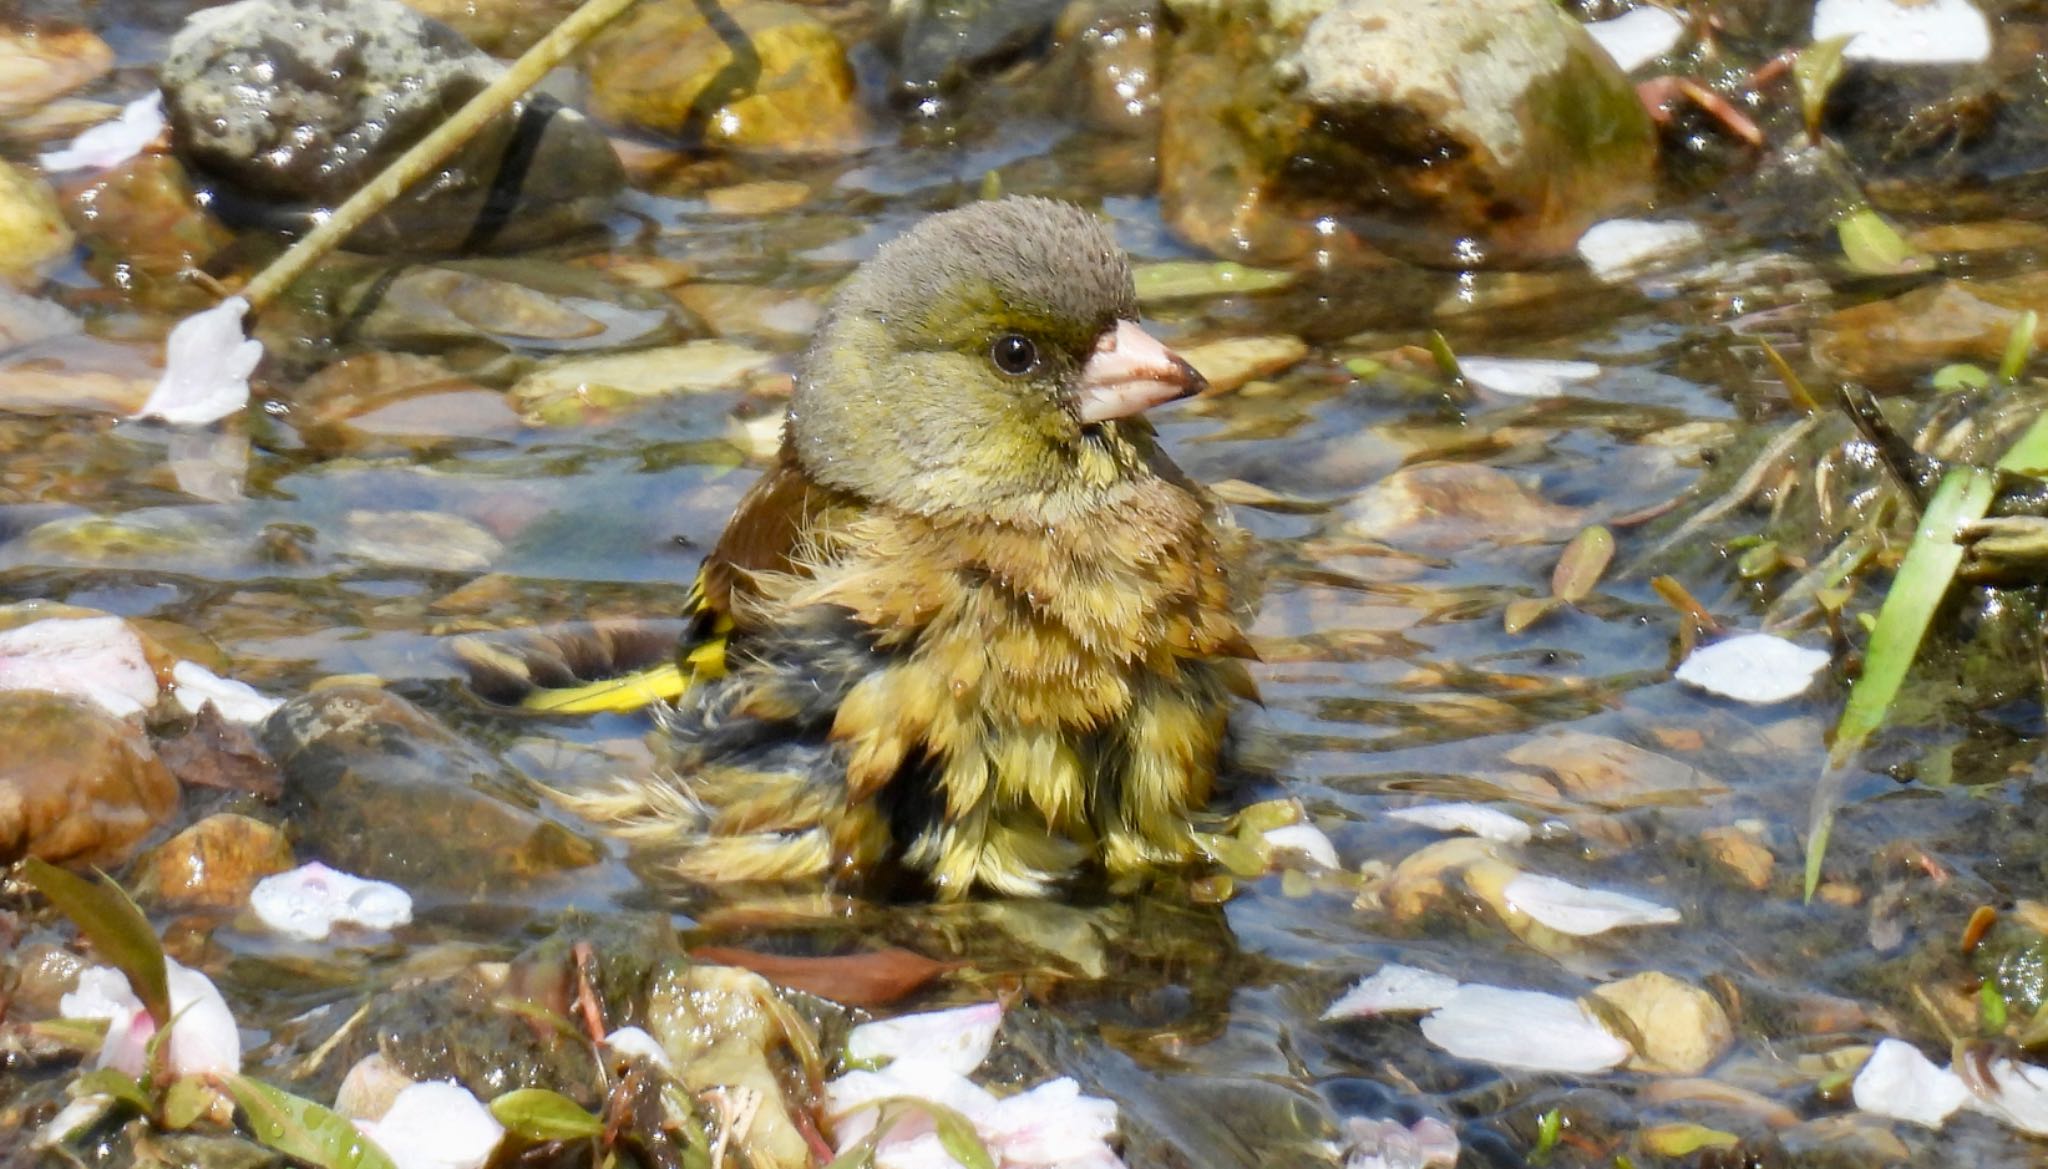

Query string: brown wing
695 446 861 628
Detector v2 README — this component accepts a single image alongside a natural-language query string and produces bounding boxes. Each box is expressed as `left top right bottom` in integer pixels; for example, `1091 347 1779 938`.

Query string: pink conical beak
1075 319 1207 424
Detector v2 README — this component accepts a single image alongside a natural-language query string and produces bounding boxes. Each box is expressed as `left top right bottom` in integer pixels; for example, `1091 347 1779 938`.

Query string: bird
463 197 1260 899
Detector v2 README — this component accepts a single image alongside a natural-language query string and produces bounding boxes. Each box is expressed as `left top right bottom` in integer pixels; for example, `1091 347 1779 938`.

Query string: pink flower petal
62 959 240 1077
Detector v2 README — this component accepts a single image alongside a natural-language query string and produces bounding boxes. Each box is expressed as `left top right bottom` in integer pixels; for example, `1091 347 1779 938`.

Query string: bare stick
238 0 643 314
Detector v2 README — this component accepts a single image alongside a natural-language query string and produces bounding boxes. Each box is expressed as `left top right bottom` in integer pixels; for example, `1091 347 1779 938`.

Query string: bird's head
787 198 1206 523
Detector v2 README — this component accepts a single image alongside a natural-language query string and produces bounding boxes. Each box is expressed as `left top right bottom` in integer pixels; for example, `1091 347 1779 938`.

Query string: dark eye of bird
990 333 1039 376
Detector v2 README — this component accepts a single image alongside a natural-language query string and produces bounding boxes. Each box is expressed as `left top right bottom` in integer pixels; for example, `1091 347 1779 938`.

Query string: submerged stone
260 686 600 892
0 159 73 285
0 690 179 867
344 259 694 357
135 813 295 910
397 0 583 54
160 0 622 253
888 0 1069 102
59 153 234 313
585 0 865 154
1340 462 1588 550
1158 0 1656 268
0 22 113 118
1589 972 1732 1076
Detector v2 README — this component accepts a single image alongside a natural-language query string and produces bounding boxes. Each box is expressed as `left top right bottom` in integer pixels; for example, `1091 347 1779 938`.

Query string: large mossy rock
1158 0 1657 269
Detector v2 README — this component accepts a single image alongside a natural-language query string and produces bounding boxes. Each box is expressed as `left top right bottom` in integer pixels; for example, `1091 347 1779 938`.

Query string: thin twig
238 0 644 314
1836 383 1935 512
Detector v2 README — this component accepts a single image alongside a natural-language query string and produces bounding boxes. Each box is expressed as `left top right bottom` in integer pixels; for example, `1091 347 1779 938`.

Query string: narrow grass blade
1807 465 1996 899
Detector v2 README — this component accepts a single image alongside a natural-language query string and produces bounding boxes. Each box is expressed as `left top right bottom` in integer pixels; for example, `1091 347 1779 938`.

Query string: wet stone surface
260 686 601 893
17 0 2048 1166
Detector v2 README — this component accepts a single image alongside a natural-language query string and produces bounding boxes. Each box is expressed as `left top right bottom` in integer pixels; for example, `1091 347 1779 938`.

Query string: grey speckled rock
160 0 623 253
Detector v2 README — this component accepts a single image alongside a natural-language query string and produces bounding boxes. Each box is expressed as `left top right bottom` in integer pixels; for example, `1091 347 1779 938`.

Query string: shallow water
12 1 2048 1166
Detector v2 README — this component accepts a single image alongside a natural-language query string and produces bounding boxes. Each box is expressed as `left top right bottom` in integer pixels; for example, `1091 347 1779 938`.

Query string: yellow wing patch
519 569 732 715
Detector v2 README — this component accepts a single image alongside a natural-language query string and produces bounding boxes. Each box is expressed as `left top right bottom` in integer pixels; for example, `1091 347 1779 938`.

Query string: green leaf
1642 1123 1740 1156
1193 831 1267 878
1551 526 1615 602
848 1099 995 1169
1759 339 1818 413
225 1074 400 1169
1795 35 1852 140
31 1017 110 1053
929 1101 998 1169
1836 207 1924 276
1735 540 1782 580
1808 465 1997 899
1503 596 1559 635
1532 1106 1563 1162
1233 798 1302 834
162 1077 220 1130
1932 363 1991 392
73 1068 150 1112
1999 309 2039 385
822 1129 881 1169
1132 261 1294 303
1982 980 2011 1034
1427 330 1464 381
22 859 169 1026
490 1088 605 1141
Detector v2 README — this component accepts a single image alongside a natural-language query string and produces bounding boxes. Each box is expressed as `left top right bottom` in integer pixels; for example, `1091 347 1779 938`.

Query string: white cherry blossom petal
1577 219 1708 282
356 1081 505 1169
1503 872 1681 936
1264 823 1340 869
1675 633 1832 704
845 1002 1002 1076
1460 358 1601 399
1419 985 1630 1073
171 660 283 723
1584 7 1685 72
0 616 158 718
1324 964 1463 1019
250 862 413 942
1385 803 1532 846
1813 0 1991 64
38 93 166 172
63 959 240 1077
603 1026 673 1071
1852 1040 1968 1129
136 297 263 426
1965 1057 2048 1135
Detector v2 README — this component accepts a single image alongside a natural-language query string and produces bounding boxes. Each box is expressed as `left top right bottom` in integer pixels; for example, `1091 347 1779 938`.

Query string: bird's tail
450 619 696 714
